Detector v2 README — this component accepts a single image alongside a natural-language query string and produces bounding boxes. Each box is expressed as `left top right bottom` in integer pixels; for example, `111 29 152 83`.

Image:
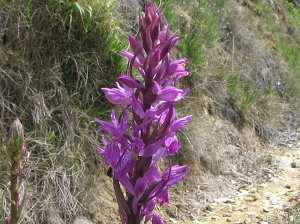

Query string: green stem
10 157 20 224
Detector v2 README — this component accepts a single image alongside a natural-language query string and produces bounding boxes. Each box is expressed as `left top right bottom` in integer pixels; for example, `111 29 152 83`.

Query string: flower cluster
95 1 191 223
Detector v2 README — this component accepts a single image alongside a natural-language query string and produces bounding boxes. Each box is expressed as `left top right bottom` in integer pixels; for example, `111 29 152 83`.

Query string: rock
244 196 256 202
226 218 231 222
285 185 292 189
264 192 272 198
291 162 297 168
73 217 93 224
279 191 287 196
213 198 233 204
222 213 231 217
169 218 178 223
263 207 270 213
234 207 245 212
205 205 213 211
244 218 252 224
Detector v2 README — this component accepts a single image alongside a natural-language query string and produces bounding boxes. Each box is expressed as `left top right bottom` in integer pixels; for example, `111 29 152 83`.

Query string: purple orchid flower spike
95 0 191 223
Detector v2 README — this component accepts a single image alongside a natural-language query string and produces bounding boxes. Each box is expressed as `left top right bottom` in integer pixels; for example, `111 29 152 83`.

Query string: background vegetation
0 0 299 223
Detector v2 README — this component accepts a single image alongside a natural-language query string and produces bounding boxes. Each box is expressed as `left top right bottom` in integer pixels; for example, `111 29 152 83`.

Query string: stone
169 218 178 223
263 207 270 213
285 185 292 189
73 217 93 224
244 196 256 202
213 197 233 204
205 205 213 211
244 218 252 224
291 162 297 168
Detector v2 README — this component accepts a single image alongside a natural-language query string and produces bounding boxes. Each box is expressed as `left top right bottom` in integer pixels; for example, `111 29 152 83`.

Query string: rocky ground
200 147 300 224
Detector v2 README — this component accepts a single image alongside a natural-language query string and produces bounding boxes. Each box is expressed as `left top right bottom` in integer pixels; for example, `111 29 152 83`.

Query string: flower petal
152 212 164 224
169 115 192 132
102 87 132 105
117 74 145 90
158 86 187 102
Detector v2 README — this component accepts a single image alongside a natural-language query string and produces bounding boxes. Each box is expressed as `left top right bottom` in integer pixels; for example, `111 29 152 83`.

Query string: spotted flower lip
95 0 191 223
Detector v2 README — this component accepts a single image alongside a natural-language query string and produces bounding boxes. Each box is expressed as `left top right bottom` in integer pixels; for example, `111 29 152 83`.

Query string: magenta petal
139 138 165 157
158 25 168 42
167 58 187 76
129 34 142 55
94 118 119 136
151 81 161 95
144 165 160 182
114 154 135 194
111 110 118 127
102 87 131 105
152 212 164 224
120 50 142 69
162 165 188 186
117 75 145 89
132 94 145 119
118 174 135 195
158 86 186 102
145 212 154 223
104 141 120 165
165 136 180 154
169 115 192 132
119 108 129 134
166 171 188 186
98 147 105 154
146 26 153 49
150 49 161 68
132 137 145 154
141 198 156 215
157 188 169 205
132 177 147 214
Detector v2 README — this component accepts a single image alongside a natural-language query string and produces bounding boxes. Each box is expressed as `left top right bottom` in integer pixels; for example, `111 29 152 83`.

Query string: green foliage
276 1 300 98
16 0 126 110
286 1 300 28
227 74 260 113
158 0 225 67
283 1 300 72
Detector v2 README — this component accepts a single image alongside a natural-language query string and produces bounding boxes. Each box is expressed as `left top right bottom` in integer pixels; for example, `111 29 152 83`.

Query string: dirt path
200 147 300 224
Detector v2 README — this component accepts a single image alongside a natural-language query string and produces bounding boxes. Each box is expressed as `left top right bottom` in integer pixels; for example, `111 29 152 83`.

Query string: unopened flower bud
7 118 24 157
5 216 10 224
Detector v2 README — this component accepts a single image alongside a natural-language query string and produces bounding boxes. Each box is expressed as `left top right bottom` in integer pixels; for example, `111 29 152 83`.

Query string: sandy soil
199 147 300 224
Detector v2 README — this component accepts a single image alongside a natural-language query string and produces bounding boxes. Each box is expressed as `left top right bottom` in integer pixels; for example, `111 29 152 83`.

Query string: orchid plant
95 1 191 223
3 118 27 224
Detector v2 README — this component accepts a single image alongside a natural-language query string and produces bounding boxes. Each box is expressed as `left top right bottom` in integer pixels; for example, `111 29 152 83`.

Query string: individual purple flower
101 82 132 105
95 0 191 223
